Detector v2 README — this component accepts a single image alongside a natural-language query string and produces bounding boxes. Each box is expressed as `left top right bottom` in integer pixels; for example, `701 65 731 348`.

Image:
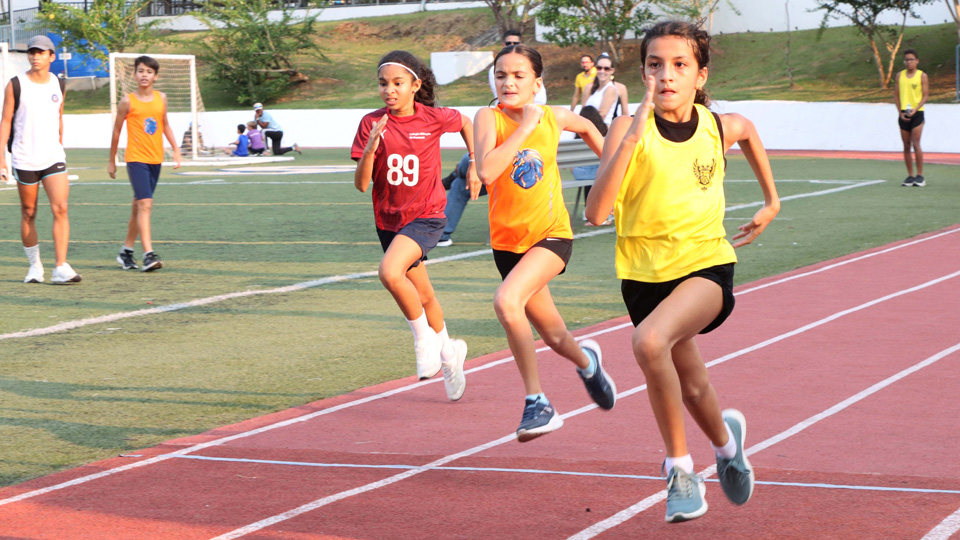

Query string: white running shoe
415 335 442 380
24 265 44 283
51 263 82 284
441 339 467 401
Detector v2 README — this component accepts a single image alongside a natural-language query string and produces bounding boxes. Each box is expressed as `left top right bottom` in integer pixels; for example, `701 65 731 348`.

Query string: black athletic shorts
492 237 573 280
898 110 924 131
377 217 446 270
15 162 67 185
621 262 736 334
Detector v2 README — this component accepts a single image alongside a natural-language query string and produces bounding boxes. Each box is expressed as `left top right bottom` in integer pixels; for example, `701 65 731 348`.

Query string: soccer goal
109 53 216 163
1 42 11 184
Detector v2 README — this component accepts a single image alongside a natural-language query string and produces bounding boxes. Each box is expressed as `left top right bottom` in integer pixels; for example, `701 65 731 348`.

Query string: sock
525 393 548 405
438 324 456 363
711 422 738 459
121 246 134 254
406 312 434 344
24 244 41 267
664 454 694 475
577 349 598 378
144 250 154 257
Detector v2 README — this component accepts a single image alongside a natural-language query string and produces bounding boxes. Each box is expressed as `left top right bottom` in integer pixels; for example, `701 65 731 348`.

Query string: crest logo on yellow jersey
692 158 717 191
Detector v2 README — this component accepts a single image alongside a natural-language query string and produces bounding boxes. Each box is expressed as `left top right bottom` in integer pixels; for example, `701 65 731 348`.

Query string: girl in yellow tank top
894 48 929 186
587 21 780 521
474 45 612 442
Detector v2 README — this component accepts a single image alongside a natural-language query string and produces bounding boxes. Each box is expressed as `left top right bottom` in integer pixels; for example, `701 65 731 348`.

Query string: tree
536 0 654 63
38 0 158 66
484 0 543 39
947 0 960 44
813 0 935 89
193 0 325 106
650 0 739 33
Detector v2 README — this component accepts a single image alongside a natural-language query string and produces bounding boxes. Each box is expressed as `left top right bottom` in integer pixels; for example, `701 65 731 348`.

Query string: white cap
253 103 263 110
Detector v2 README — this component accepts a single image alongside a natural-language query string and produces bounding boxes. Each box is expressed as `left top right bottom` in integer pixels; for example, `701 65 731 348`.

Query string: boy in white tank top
0 36 80 284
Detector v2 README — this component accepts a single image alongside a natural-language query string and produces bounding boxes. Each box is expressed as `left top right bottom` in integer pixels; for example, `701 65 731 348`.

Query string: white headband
378 62 420 81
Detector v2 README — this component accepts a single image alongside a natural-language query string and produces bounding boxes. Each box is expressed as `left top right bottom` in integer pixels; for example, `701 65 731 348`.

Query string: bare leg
404 258 445 333
124 198 139 248
18 181 40 249
900 129 914 176
632 277 725 457
41 173 71 267
136 198 154 253
378 234 429 321
494 248 588 396
912 123 924 176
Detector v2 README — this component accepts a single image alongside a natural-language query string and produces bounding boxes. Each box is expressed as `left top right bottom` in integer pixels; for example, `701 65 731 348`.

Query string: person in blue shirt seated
227 124 250 157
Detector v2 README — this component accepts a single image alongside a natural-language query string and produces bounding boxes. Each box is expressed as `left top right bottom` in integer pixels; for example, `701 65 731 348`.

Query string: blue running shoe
664 466 708 523
716 408 755 505
577 339 616 410
516 397 563 442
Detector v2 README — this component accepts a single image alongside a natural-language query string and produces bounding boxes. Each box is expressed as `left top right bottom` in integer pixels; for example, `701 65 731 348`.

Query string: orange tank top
487 105 572 252
124 91 165 164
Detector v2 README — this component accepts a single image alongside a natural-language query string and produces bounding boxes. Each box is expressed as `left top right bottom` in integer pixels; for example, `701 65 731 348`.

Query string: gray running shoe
913 175 925 187
117 250 138 270
516 397 563 442
716 409 755 505
664 466 708 523
142 251 163 272
577 339 616 409
901 176 915 186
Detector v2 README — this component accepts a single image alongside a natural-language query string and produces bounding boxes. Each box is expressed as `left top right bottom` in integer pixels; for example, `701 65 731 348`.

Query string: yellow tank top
898 70 924 112
125 91 165 164
614 104 736 282
488 105 572 252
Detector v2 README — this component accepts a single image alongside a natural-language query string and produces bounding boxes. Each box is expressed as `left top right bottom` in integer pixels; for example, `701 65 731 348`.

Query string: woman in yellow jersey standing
894 48 929 187
474 44 616 443
108 56 181 272
587 21 779 523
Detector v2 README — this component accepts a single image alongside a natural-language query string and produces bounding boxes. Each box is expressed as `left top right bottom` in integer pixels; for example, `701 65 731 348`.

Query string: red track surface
729 149 960 166
2 227 959 540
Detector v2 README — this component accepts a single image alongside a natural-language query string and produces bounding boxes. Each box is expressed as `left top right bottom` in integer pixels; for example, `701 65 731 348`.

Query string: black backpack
7 75 67 152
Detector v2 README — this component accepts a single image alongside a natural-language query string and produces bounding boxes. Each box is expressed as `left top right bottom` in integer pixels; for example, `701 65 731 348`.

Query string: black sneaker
913 175 925 187
516 397 563 442
116 250 138 270
901 176 915 186
142 252 163 272
577 339 617 410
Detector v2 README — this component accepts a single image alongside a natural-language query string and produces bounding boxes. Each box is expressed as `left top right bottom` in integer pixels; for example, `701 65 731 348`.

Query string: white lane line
0 182 911 343
737 226 960 296
924 507 960 540
568 341 960 539
208 271 960 539
172 455 960 495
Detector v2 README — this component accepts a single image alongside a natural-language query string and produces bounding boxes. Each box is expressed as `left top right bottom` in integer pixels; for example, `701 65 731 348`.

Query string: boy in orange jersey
107 55 181 272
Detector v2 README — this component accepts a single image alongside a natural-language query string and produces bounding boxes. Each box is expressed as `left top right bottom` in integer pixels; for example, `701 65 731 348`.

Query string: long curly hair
377 50 438 107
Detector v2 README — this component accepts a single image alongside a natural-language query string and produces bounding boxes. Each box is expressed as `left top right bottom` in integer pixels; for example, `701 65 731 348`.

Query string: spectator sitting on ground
226 124 250 157
246 121 266 156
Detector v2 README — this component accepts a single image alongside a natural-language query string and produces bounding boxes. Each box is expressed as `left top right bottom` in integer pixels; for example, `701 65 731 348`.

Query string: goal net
1 43 10 184
110 53 219 162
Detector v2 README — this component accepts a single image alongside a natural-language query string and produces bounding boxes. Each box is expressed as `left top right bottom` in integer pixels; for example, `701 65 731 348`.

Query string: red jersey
351 104 463 232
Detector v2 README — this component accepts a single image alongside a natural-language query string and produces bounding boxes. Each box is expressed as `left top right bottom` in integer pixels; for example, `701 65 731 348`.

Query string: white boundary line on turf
568 340 960 539
171 455 960 495
0 181 896 343
205 270 960 538
0 267 954 514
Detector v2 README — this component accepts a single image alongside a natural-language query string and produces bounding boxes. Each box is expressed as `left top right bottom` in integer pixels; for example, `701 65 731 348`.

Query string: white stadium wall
431 51 495 85
63 101 959 153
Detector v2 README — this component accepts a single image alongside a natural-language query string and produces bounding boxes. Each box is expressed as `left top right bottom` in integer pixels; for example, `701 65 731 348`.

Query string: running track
1 227 959 539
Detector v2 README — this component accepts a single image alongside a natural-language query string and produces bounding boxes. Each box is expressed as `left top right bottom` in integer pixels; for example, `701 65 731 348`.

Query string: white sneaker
24 265 44 283
441 339 467 401
51 263 82 284
415 335 442 380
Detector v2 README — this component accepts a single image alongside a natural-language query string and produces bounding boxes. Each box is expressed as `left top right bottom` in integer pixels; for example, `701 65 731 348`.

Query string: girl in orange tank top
473 44 615 442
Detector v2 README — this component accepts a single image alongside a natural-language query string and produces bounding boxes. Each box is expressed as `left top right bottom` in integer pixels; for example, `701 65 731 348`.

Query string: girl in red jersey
473 44 616 442
352 50 478 401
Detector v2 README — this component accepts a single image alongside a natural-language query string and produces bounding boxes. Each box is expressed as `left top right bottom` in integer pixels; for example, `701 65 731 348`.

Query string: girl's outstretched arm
552 106 603 157
720 113 780 247
586 75 655 225
458 114 481 200
354 115 387 192
474 104 543 185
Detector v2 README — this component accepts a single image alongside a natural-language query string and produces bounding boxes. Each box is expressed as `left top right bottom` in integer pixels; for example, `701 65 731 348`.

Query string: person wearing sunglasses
488 30 547 105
